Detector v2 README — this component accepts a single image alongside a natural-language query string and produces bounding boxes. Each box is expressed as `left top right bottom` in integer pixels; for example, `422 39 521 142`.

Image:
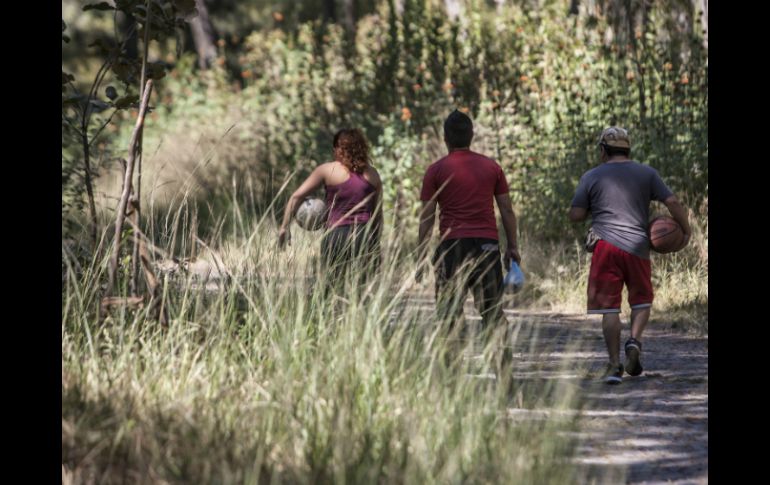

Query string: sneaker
624 338 643 376
602 362 624 385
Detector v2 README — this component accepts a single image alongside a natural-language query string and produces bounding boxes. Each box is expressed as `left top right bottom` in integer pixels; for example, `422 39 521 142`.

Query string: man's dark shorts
433 237 504 326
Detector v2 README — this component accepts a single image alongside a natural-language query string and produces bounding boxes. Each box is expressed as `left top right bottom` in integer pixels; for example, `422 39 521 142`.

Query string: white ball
295 197 328 231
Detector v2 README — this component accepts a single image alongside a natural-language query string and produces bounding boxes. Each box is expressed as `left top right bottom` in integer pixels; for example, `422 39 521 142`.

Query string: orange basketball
649 216 684 253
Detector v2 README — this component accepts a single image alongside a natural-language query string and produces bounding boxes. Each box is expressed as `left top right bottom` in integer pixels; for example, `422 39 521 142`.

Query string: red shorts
587 240 653 314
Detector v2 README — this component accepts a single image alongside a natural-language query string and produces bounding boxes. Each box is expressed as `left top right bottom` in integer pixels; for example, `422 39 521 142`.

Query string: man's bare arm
495 193 521 267
662 195 692 246
278 165 325 247
569 206 588 222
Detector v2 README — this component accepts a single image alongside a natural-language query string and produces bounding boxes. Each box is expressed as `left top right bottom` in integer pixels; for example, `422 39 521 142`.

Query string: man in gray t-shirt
569 127 691 385
572 157 673 259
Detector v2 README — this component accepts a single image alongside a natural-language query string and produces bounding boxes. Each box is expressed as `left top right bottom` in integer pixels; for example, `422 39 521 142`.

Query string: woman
278 128 383 291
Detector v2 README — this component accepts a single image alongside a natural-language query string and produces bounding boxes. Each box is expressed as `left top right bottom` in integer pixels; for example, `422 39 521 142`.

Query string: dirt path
509 311 707 484
403 295 708 484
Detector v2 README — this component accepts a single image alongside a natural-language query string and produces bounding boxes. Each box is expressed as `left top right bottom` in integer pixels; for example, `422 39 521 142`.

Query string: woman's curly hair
333 128 371 174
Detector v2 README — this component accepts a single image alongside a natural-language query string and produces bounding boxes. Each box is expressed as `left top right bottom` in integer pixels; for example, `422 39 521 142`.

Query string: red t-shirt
420 149 509 240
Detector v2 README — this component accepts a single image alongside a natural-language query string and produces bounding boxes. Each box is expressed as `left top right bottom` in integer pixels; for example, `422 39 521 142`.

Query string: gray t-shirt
571 161 673 259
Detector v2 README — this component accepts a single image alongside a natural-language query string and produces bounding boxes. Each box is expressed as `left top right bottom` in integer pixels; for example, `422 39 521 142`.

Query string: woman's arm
278 165 327 247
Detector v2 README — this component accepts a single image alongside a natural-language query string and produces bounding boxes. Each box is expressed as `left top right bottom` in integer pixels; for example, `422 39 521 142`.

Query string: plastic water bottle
503 261 525 293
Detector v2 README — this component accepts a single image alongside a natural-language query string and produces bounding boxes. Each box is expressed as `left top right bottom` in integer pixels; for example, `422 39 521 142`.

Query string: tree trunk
106 80 154 296
131 1 153 296
342 0 356 39
81 132 98 248
444 0 462 20
394 0 403 16
323 0 336 22
697 0 707 49
625 0 647 125
189 0 218 70
569 0 580 15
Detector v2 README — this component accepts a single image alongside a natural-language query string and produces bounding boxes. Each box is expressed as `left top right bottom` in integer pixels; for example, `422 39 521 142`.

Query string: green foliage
82 2 115 12
61 1 200 240
138 0 706 241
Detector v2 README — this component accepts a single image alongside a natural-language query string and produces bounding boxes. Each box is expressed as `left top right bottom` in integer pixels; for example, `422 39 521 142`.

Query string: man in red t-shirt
417 110 521 330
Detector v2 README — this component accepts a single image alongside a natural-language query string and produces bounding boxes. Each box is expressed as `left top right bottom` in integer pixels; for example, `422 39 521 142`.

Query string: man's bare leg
602 312 622 365
601 312 624 383
625 306 650 376
630 307 651 339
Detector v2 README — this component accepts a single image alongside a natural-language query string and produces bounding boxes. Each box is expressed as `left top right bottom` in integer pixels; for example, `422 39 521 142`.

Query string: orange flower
680 75 689 85
663 62 673 71
519 75 529 82
443 82 454 92
401 107 412 121
412 83 421 91
492 89 500 97
273 12 284 22
241 70 253 78
460 106 470 114
626 71 635 81
216 57 226 66
217 39 226 48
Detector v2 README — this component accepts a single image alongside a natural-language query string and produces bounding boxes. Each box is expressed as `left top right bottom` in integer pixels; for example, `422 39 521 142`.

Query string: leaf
115 0 142 11
89 99 111 112
112 58 140 84
62 71 75 85
83 2 115 11
88 38 116 55
132 2 167 23
113 94 139 109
